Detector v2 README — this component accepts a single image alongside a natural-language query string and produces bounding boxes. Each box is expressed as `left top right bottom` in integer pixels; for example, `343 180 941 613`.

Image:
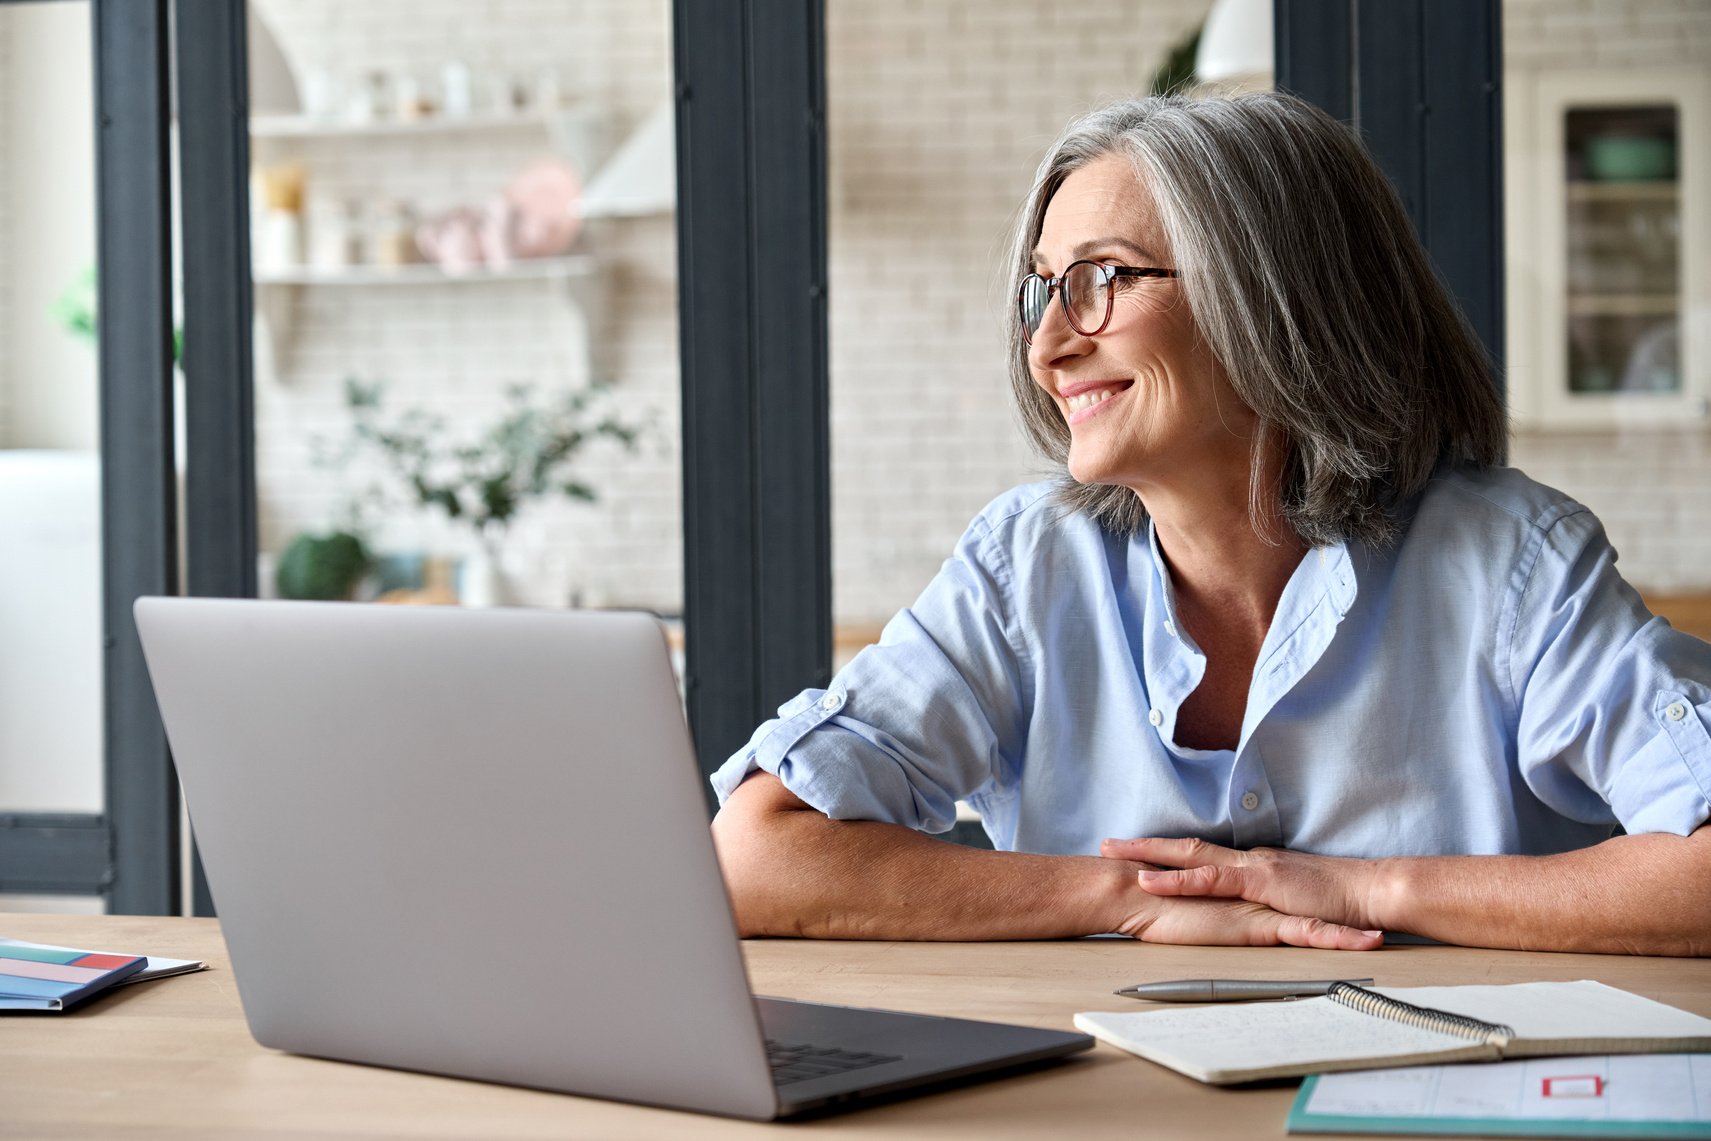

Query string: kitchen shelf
1566 181 1679 203
250 108 589 140
1566 293 1679 317
253 255 596 286
253 254 606 381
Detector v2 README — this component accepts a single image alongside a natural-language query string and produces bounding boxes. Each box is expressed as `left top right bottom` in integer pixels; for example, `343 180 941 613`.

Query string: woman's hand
1102 837 1391 936
1097 849 1383 949
1110 888 1384 949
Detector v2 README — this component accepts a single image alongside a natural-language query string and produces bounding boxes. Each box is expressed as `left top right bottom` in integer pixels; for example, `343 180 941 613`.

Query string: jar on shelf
308 198 364 270
395 72 437 122
441 60 473 118
371 200 420 267
348 70 390 124
251 163 305 272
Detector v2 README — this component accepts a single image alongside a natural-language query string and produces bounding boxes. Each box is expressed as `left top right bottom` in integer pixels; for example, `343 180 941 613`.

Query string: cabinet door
1514 68 1710 429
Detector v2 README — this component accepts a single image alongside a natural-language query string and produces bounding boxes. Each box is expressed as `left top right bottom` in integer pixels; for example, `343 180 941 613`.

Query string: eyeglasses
1017 260 1179 345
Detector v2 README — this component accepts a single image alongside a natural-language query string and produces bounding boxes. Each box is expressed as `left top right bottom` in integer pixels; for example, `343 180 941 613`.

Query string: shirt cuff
1611 690 1711 836
708 687 846 809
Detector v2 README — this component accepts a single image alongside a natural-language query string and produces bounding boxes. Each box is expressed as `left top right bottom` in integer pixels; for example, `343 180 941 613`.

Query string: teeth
1067 389 1116 413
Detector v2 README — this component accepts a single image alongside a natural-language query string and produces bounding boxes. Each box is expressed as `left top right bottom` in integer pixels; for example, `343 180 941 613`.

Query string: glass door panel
825 0 1226 669
0 0 105 913
245 2 683 648
1564 105 1681 395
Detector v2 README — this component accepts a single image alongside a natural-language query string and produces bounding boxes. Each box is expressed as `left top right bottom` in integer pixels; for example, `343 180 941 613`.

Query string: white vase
458 535 514 608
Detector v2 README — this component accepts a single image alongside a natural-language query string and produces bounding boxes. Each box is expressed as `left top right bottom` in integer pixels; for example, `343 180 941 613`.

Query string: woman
709 93 1711 955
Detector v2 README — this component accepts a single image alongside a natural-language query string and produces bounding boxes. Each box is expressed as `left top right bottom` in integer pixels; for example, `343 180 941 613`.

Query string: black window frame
1277 0 1505 377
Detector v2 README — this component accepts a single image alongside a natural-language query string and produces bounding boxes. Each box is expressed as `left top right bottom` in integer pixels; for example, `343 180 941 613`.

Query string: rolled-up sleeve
709 511 1032 834
1507 507 1711 836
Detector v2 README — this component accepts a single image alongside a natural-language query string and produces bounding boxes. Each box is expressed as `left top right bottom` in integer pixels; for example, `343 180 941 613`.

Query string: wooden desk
5 914 1710 1139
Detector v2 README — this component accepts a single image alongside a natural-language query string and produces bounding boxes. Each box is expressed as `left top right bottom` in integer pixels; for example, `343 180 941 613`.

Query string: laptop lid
135 598 781 1120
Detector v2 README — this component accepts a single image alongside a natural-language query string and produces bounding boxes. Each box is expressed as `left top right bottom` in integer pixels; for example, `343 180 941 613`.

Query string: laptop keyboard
766 1040 903 1086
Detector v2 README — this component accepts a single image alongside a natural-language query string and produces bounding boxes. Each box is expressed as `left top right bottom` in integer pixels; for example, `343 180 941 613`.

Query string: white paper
1076 997 1484 1079
1368 981 1711 1044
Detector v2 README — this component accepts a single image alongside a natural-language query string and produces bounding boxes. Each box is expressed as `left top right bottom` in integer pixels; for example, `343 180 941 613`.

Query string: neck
1140 477 1307 641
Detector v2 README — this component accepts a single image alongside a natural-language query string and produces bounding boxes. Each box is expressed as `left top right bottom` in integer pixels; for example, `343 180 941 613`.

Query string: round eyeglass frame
1017 260 1180 345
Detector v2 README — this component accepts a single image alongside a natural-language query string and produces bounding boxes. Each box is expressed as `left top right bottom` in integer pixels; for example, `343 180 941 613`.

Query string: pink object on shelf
415 207 485 275
504 158 581 259
413 159 581 273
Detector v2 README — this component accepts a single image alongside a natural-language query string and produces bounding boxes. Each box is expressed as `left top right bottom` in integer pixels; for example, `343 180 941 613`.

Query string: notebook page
1368 982 1711 1047
1075 996 1493 1083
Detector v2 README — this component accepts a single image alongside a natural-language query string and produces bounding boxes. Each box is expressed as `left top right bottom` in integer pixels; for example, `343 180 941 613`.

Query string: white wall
825 0 1212 624
0 3 98 451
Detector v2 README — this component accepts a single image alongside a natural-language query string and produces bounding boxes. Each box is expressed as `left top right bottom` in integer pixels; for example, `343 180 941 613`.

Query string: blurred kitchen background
1 0 1707 910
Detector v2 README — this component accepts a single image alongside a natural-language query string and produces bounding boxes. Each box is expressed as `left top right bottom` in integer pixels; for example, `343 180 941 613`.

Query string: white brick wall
1504 0 1711 594
826 0 1213 623
1506 0 1711 70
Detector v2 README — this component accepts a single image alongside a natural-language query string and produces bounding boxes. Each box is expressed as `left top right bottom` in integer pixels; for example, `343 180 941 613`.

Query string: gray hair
1005 92 1506 547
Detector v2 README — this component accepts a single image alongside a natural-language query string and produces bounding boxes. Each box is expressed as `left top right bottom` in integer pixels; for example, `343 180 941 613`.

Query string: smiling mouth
1062 381 1132 423
1066 389 1115 414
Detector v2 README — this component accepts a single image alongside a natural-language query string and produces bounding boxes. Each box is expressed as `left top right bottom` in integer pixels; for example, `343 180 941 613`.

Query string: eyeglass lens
1020 262 1110 343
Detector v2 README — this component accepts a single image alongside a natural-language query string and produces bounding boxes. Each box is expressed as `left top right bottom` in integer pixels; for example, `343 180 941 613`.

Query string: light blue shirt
711 467 1711 857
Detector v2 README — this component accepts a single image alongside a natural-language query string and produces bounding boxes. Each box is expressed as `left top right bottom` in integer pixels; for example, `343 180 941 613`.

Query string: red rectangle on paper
71 953 142 971
1541 1075 1604 1098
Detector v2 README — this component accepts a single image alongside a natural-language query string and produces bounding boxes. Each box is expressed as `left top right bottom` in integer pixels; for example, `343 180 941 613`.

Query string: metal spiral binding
1327 982 1515 1044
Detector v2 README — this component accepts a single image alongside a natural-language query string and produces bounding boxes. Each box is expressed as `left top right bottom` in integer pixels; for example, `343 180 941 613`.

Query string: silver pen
1113 978 1374 1002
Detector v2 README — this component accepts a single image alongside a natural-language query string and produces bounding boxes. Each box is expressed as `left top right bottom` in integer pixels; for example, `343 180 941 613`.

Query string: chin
1065 448 1121 487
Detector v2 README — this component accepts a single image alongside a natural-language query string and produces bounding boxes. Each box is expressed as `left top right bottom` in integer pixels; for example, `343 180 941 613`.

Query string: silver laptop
134 598 1091 1120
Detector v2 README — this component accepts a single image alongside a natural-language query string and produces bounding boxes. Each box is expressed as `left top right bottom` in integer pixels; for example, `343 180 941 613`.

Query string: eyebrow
1030 236 1161 271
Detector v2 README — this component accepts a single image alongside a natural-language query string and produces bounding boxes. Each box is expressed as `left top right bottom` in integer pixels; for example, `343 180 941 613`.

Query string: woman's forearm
1373 828 1711 956
712 774 1386 949
711 776 1133 940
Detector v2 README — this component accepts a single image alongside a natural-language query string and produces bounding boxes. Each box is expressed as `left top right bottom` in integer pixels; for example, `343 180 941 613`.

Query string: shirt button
1148 709 1164 727
820 692 842 712
1163 621 1177 638
1666 702 1688 722
1240 791 1260 811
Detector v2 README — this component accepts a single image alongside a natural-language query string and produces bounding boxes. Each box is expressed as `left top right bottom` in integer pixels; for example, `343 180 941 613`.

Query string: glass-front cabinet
1507 68 1709 428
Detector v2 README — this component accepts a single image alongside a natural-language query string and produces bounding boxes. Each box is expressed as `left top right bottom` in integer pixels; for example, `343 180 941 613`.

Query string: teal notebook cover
1288 1056 1711 1139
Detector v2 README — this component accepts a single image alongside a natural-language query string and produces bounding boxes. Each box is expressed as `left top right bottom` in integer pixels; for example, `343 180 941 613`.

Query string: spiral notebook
1073 981 1711 1085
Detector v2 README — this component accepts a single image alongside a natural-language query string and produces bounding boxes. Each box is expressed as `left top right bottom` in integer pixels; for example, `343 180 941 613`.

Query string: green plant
276 530 372 600
329 379 642 537
52 264 183 362
1150 24 1202 97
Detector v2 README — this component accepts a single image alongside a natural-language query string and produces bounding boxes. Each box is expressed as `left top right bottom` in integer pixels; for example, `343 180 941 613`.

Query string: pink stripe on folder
0 958 106 984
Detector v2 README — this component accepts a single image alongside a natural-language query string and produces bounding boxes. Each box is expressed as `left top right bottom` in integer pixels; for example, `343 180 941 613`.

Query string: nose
1026 299 1093 374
